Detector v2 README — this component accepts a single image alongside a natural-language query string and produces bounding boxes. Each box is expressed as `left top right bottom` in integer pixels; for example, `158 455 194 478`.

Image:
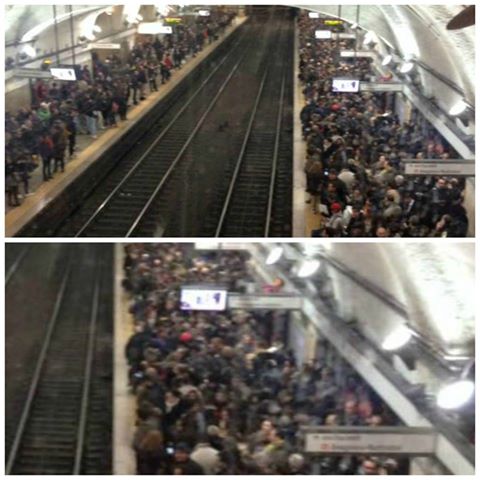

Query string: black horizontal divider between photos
16 24 245 237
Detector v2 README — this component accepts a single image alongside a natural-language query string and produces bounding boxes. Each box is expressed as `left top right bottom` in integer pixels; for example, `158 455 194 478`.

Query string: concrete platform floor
292 22 323 238
113 244 136 475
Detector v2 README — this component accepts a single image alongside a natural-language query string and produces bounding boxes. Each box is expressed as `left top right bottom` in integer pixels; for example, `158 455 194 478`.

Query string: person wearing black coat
51 124 67 173
64 112 77 158
169 444 205 475
38 132 54 180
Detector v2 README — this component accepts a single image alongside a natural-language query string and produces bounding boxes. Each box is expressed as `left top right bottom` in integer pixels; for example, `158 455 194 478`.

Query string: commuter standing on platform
83 96 98 139
5 166 20 207
52 123 67 173
38 131 53 180
148 62 159 92
65 111 77 159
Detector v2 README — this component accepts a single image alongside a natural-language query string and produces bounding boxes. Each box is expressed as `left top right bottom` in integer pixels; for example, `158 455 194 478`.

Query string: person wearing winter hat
179 331 193 343
325 202 344 236
330 202 342 214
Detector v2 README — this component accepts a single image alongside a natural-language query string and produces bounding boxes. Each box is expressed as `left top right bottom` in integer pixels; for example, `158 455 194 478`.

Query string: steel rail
264 73 286 237
125 44 255 237
74 31 248 237
73 266 101 474
5 246 30 286
6 263 71 474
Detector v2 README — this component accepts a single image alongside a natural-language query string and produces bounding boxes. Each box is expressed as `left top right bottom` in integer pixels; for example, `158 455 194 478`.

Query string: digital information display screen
137 23 173 34
315 30 332 39
180 287 228 311
50 68 77 81
332 78 360 92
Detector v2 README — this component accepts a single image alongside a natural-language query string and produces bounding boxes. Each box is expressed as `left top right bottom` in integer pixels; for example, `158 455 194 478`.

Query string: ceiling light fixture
297 259 320 278
266 247 284 266
382 324 413 351
449 99 468 116
382 54 392 66
437 380 474 409
399 61 414 74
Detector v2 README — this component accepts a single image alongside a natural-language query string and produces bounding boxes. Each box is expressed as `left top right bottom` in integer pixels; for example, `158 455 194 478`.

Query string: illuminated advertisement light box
198 10 210 16
137 23 173 34
315 30 332 39
308 12 320 18
50 68 77 81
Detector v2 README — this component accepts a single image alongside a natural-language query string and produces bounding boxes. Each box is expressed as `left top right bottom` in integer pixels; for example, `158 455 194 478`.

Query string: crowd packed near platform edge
298 13 469 237
5 10 235 207
123 244 408 475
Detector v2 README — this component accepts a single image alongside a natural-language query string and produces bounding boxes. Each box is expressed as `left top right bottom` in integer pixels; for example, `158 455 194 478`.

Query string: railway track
46 9 292 237
55 22 256 237
201 21 293 237
6 245 113 475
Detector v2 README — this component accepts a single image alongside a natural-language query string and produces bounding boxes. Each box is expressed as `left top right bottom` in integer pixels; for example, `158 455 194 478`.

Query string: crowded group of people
5 9 236 207
123 244 407 475
298 13 469 237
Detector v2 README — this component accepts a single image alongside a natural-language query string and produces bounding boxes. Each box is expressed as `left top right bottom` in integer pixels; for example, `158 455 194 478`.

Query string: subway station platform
5 17 246 237
5 243 475 474
109 242 474 474
5 6 475 238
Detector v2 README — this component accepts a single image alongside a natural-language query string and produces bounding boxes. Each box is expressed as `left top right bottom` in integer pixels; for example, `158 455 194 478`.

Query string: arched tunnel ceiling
6 5 475 108
297 5 475 108
323 243 475 356
5 5 102 44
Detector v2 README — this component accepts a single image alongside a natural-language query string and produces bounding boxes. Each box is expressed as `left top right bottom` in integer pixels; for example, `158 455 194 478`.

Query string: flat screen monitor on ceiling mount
332 78 360 93
50 67 77 81
180 287 228 311
315 30 332 39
